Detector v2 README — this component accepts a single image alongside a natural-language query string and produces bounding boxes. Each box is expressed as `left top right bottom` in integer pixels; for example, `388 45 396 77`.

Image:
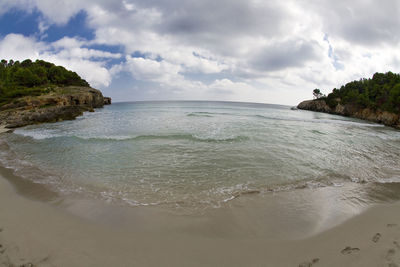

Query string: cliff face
297 99 400 129
297 100 332 113
0 86 111 128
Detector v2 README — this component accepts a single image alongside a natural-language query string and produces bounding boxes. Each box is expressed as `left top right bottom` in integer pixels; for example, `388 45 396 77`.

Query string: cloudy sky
0 0 399 105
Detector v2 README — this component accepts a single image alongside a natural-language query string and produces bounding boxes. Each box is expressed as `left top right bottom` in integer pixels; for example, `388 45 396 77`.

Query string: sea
1 101 400 210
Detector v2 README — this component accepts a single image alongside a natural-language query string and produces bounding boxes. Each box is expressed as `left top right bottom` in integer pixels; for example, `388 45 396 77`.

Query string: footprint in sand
386 248 396 262
341 246 360 255
298 258 319 267
372 233 381 243
385 237 400 265
386 248 396 260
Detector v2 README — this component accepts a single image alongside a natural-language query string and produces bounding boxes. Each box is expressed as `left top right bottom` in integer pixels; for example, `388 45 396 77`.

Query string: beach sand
1 168 400 267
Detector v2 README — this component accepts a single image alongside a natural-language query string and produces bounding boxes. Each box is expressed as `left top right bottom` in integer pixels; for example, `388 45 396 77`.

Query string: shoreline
1 167 400 266
0 125 11 134
297 99 400 129
0 86 111 129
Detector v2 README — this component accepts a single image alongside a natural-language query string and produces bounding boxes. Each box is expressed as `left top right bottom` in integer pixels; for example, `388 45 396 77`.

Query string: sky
0 0 399 105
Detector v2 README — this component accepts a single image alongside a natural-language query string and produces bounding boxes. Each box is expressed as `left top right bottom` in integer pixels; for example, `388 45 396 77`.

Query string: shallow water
1 101 400 209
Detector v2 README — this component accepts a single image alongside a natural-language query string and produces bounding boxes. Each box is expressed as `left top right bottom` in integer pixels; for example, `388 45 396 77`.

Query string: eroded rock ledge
297 99 400 129
0 86 111 129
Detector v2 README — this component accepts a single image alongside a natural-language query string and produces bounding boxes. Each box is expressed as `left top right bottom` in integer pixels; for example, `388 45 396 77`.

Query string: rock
103 97 112 105
297 99 400 128
297 99 332 113
5 106 85 128
0 86 111 129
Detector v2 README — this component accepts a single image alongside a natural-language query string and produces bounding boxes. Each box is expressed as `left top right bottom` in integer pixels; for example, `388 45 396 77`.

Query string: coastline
297 99 400 129
0 125 10 134
1 167 400 266
0 86 111 129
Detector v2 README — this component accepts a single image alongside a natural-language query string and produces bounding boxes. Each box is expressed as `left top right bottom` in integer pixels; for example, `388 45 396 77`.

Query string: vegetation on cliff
320 72 400 113
0 59 89 106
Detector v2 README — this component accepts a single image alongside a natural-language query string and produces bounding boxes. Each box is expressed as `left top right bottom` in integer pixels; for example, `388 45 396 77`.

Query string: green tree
0 59 91 105
31 65 48 84
21 59 33 68
13 68 39 87
313 89 323 99
323 72 400 113
388 83 400 112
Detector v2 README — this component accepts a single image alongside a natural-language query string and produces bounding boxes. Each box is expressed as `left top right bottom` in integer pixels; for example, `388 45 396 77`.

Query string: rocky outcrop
103 97 112 105
0 86 111 129
297 99 400 129
353 108 400 127
297 100 332 113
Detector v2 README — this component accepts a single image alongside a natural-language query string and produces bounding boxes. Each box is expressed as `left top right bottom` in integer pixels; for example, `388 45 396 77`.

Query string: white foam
376 176 400 183
14 128 64 140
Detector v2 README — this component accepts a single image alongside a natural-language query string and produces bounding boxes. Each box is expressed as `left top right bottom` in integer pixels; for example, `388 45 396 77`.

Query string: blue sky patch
43 10 95 42
104 57 125 69
0 8 41 37
0 9 95 42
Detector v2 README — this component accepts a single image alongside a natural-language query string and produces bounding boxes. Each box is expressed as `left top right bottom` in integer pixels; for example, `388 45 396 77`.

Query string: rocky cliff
0 86 111 128
297 99 400 129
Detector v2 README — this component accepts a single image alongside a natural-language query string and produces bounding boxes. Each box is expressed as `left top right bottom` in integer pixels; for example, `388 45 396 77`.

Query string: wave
14 131 250 143
310 129 327 135
186 113 213 117
85 134 250 143
186 111 234 117
14 128 65 140
253 114 384 127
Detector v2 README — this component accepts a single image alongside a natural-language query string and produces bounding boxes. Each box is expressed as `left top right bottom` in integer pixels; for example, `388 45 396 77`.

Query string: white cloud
31 0 83 25
123 56 182 84
1 0 400 104
53 37 122 60
0 34 44 60
209 79 252 94
165 50 229 74
0 34 120 88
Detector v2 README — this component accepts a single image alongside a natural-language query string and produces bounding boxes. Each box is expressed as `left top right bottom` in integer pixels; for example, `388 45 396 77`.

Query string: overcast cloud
0 0 399 105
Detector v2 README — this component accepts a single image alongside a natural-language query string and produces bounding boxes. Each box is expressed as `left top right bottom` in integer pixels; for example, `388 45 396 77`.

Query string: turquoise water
1 101 400 208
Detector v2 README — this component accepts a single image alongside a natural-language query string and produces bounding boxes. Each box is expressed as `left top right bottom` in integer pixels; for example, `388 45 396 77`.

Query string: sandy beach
1 166 400 267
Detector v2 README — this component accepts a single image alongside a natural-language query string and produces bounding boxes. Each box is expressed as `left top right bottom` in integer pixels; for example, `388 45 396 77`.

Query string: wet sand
1 169 400 266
